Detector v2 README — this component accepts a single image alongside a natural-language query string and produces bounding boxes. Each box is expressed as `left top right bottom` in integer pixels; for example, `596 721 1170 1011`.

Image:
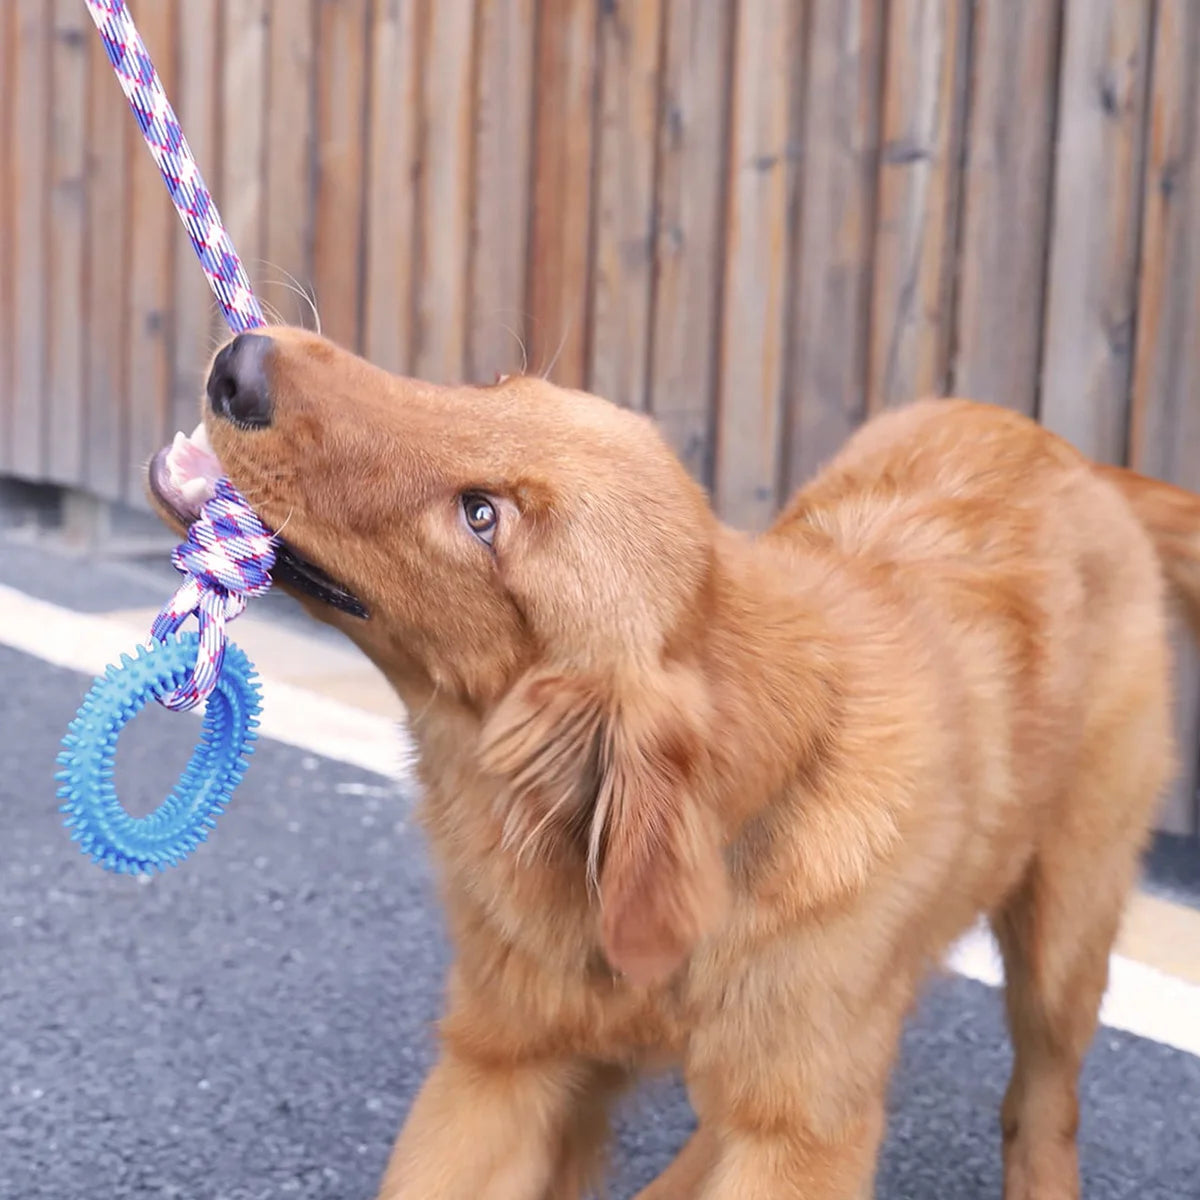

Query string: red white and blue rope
149 481 276 711
83 0 266 334
84 0 278 711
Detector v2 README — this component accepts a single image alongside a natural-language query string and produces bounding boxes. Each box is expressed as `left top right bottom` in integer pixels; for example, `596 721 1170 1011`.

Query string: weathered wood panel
363 0 419 374
469 0 536 382
262 0 317 327
1040 0 1153 464
588 0 664 412
312 0 369 352
220 0 267 294
0 2 12 469
952 0 1063 412
9 0 51 478
414 0 476 384
526 0 597 387
714 0 797 530
1129 0 1200 835
45 0 89 486
649 0 731 484
82 5 130 500
785 0 886 490
868 0 967 412
172 0 220 434
125 1 177 504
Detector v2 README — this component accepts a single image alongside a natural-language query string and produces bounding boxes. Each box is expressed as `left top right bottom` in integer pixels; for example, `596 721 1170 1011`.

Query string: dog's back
766 398 1185 1197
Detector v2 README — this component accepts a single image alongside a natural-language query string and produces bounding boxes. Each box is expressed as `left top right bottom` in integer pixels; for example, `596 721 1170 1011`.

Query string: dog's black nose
207 333 274 428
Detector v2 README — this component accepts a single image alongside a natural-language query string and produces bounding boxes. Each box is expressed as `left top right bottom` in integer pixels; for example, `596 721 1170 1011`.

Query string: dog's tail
1097 463 1200 640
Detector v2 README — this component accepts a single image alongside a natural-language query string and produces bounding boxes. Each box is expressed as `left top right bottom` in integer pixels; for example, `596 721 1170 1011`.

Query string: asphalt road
3 638 1200 1199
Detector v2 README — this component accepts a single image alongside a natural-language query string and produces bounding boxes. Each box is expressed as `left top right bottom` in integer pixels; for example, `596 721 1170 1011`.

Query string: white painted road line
949 924 1200 1059
1 581 1197 1057
0 582 413 779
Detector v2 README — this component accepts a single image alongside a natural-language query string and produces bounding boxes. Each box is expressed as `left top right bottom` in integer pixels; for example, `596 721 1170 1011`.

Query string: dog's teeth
180 477 210 504
165 431 188 474
190 422 213 455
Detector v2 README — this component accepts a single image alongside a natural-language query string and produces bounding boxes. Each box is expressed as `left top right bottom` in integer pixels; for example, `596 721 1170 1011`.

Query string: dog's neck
688 525 936 907
697 528 851 822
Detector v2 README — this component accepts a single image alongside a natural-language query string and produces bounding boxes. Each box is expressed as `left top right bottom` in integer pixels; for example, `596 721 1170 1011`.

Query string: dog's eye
462 493 498 546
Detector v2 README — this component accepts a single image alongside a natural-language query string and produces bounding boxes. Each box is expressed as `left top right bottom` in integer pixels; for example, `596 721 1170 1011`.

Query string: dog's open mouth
149 424 369 619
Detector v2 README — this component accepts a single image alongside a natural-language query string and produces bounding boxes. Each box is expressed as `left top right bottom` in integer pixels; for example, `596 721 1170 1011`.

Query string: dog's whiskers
500 322 529 377
270 506 297 541
256 261 323 334
539 320 573 382
258 297 288 328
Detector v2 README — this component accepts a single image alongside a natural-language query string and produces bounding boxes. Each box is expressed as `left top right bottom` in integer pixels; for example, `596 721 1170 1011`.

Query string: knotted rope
59 0 282 873
150 481 277 711
83 0 265 333
84 0 274 708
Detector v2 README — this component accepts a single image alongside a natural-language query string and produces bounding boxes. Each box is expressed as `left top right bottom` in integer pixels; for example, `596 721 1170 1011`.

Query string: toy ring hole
114 685 212 818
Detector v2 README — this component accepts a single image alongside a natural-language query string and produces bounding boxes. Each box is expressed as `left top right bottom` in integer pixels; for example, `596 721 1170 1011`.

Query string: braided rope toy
58 0 278 874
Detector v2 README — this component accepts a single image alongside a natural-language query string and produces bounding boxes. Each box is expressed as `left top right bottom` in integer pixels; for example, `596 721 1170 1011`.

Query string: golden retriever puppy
149 326 1200 1199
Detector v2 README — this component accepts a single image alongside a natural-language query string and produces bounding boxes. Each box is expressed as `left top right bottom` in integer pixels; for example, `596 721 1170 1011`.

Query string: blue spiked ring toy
57 635 263 874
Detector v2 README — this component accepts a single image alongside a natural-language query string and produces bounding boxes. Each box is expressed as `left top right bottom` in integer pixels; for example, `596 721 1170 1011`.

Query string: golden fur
155 326 1200 1199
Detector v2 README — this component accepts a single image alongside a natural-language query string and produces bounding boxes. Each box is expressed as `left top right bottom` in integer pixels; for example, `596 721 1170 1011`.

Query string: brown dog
149 326 1200 1199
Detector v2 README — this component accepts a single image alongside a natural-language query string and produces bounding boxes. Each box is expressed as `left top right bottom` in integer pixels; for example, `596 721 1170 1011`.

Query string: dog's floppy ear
480 665 728 985
479 671 608 845
590 670 729 985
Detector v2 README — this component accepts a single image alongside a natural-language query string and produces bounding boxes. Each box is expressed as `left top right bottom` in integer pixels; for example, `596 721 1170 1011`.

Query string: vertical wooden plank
10 0 51 479
0 3 17 469
124 0 177 506
714 0 797 529
1128 0 1195 473
1129 0 1200 835
526 0 598 388
46 0 90 487
1161 628 1200 836
262 0 317 327
363 0 419 375
952 0 1063 412
84 3 130 501
868 0 967 412
222 0 268 299
468 0 535 382
172 0 220 434
649 0 733 485
414 0 476 383
587 0 664 410
1040 0 1153 464
313 0 369 351
786 0 886 489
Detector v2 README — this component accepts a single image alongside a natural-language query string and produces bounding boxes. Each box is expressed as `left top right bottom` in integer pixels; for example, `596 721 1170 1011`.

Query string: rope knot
170 479 276 607
150 479 276 711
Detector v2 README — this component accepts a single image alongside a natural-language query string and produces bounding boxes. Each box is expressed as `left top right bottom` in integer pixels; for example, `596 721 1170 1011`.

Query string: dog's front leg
694 1105 884 1199
634 1102 881 1199
376 1048 586 1200
671 961 908 1200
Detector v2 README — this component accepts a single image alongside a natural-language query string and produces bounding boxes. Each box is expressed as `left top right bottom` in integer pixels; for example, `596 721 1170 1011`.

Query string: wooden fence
2 0 1199 832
